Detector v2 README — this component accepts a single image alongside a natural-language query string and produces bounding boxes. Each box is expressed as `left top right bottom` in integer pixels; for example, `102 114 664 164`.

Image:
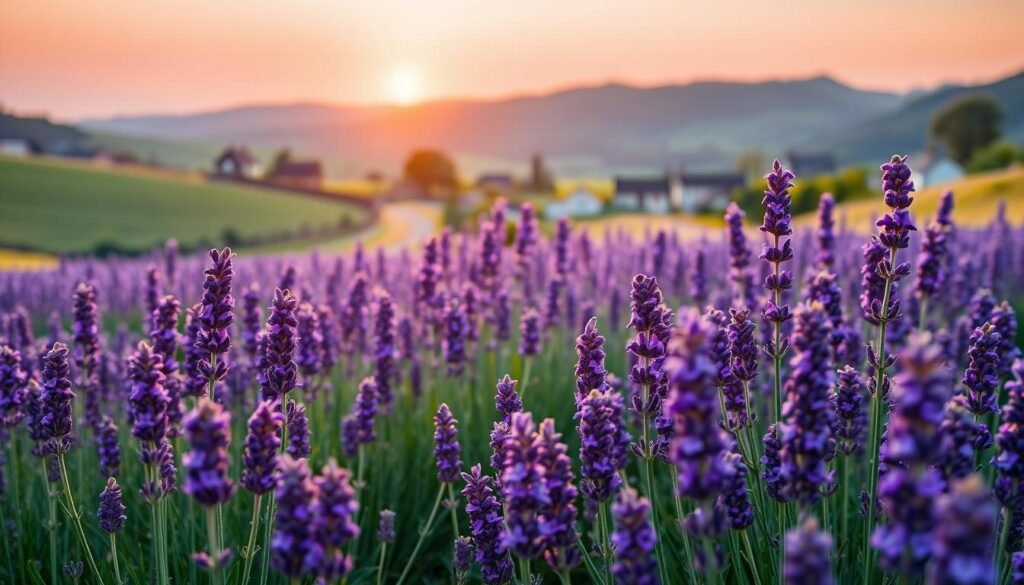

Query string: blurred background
2 0 1023 269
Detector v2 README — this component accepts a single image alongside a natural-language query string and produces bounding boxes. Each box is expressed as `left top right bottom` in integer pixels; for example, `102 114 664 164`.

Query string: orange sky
2 0 1023 120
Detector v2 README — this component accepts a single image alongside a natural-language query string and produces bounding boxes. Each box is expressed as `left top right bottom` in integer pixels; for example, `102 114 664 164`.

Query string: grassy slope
797 167 1024 230
0 155 370 254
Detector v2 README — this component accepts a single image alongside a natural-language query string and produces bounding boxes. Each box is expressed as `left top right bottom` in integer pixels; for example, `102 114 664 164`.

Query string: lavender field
1 155 1022 585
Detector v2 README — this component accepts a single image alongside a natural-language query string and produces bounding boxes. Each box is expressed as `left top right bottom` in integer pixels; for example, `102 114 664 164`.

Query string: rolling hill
80 76 903 174
0 156 371 255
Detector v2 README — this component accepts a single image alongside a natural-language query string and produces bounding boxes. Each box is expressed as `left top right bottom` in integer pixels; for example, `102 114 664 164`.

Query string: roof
476 173 514 188
272 160 323 179
614 176 670 194
216 146 257 166
786 151 837 176
679 172 744 189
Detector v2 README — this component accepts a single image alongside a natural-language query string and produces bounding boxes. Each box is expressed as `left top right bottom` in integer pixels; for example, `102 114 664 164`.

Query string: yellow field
0 248 59 271
796 167 1024 231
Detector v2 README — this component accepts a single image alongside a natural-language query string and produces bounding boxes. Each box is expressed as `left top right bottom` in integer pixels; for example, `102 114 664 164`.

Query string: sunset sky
2 0 1023 120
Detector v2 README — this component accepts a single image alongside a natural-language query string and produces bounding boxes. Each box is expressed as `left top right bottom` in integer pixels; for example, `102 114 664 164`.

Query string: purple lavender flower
461 464 514 585
708 307 747 430
516 203 539 302
261 289 298 400
286 401 311 460
241 399 283 495
443 297 469 377
434 403 462 483
491 289 512 346
878 155 917 250
72 282 102 429
495 374 522 423
271 455 318 579
0 344 27 428
182 399 235 507
129 341 168 444
962 323 1001 415
762 423 784 502
377 509 395 542
1013 552 1024 585
935 395 986 485
718 448 754 530
241 284 263 365
778 302 834 506
145 266 162 329
873 332 951 576
832 366 867 456
373 290 397 413
543 279 562 330
40 343 75 453
928 475 996 585
577 389 631 503
96 416 121 478
665 309 727 502
98 477 126 534
501 412 547 559
317 304 339 375
995 360 1024 508
183 304 208 398
725 203 756 308
626 274 673 455
518 308 541 357
196 248 234 387
575 317 608 404
295 301 323 382
150 295 183 437
816 193 835 270
690 248 708 308
992 301 1021 378
342 377 377 458
727 307 758 389
538 418 579 570
760 160 795 331
914 191 954 306
860 238 891 326
340 272 369 360
784 519 834 585
311 459 359 582
610 487 661 585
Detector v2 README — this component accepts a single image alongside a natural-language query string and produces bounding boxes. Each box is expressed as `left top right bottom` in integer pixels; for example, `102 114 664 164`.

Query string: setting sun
388 67 422 106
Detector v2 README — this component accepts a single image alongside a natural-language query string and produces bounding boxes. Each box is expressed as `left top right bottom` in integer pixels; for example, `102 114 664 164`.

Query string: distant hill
80 76 902 174
806 71 1024 164
0 110 86 151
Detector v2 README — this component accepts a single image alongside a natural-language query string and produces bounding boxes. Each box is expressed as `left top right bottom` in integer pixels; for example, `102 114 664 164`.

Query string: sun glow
388 67 422 105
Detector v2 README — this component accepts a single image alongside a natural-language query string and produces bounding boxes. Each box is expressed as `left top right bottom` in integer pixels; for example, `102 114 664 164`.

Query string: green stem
207 507 224 585
448 483 460 538
598 501 613 585
643 457 670 585
998 506 1012 584
42 458 58 585
741 530 763 585
109 534 122 585
57 453 108 585
863 246 897 585
395 483 445 585
671 472 698 585
519 557 532 585
375 542 388 585
575 539 604 585
240 494 263 585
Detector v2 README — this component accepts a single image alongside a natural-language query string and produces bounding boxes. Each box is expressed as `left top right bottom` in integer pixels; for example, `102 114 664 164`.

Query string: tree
403 149 457 192
268 148 292 175
931 96 1003 166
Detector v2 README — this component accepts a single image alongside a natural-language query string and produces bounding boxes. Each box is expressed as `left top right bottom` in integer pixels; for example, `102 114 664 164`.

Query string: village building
213 146 261 179
268 160 323 190
612 176 672 213
678 172 745 213
545 186 603 219
786 151 838 178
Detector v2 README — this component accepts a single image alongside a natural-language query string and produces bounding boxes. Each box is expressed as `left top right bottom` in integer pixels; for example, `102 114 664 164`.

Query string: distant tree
931 96 1003 166
403 149 457 191
268 148 293 175
966 142 1024 174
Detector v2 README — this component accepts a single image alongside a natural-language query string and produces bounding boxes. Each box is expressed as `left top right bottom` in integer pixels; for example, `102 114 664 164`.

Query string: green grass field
0 155 371 255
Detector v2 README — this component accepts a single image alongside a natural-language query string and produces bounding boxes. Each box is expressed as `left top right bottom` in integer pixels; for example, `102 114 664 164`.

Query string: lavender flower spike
928 475 997 585
342 377 377 458
434 403 462 483
962 323 1001 416
40 343 75 453
784 518 834 585
611 487 661 585
538 418 580 570
261 289 298 400
98 477 126 534
271 455 318 579
286 401 311 460
575 317 609 404
495 374 522 423
578 388 631 503
182 399 235 507
241 399 283 495
196 247 235 389
995 360 1024 509
461 465 513 585
311 459 359 582
501 411 547 559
